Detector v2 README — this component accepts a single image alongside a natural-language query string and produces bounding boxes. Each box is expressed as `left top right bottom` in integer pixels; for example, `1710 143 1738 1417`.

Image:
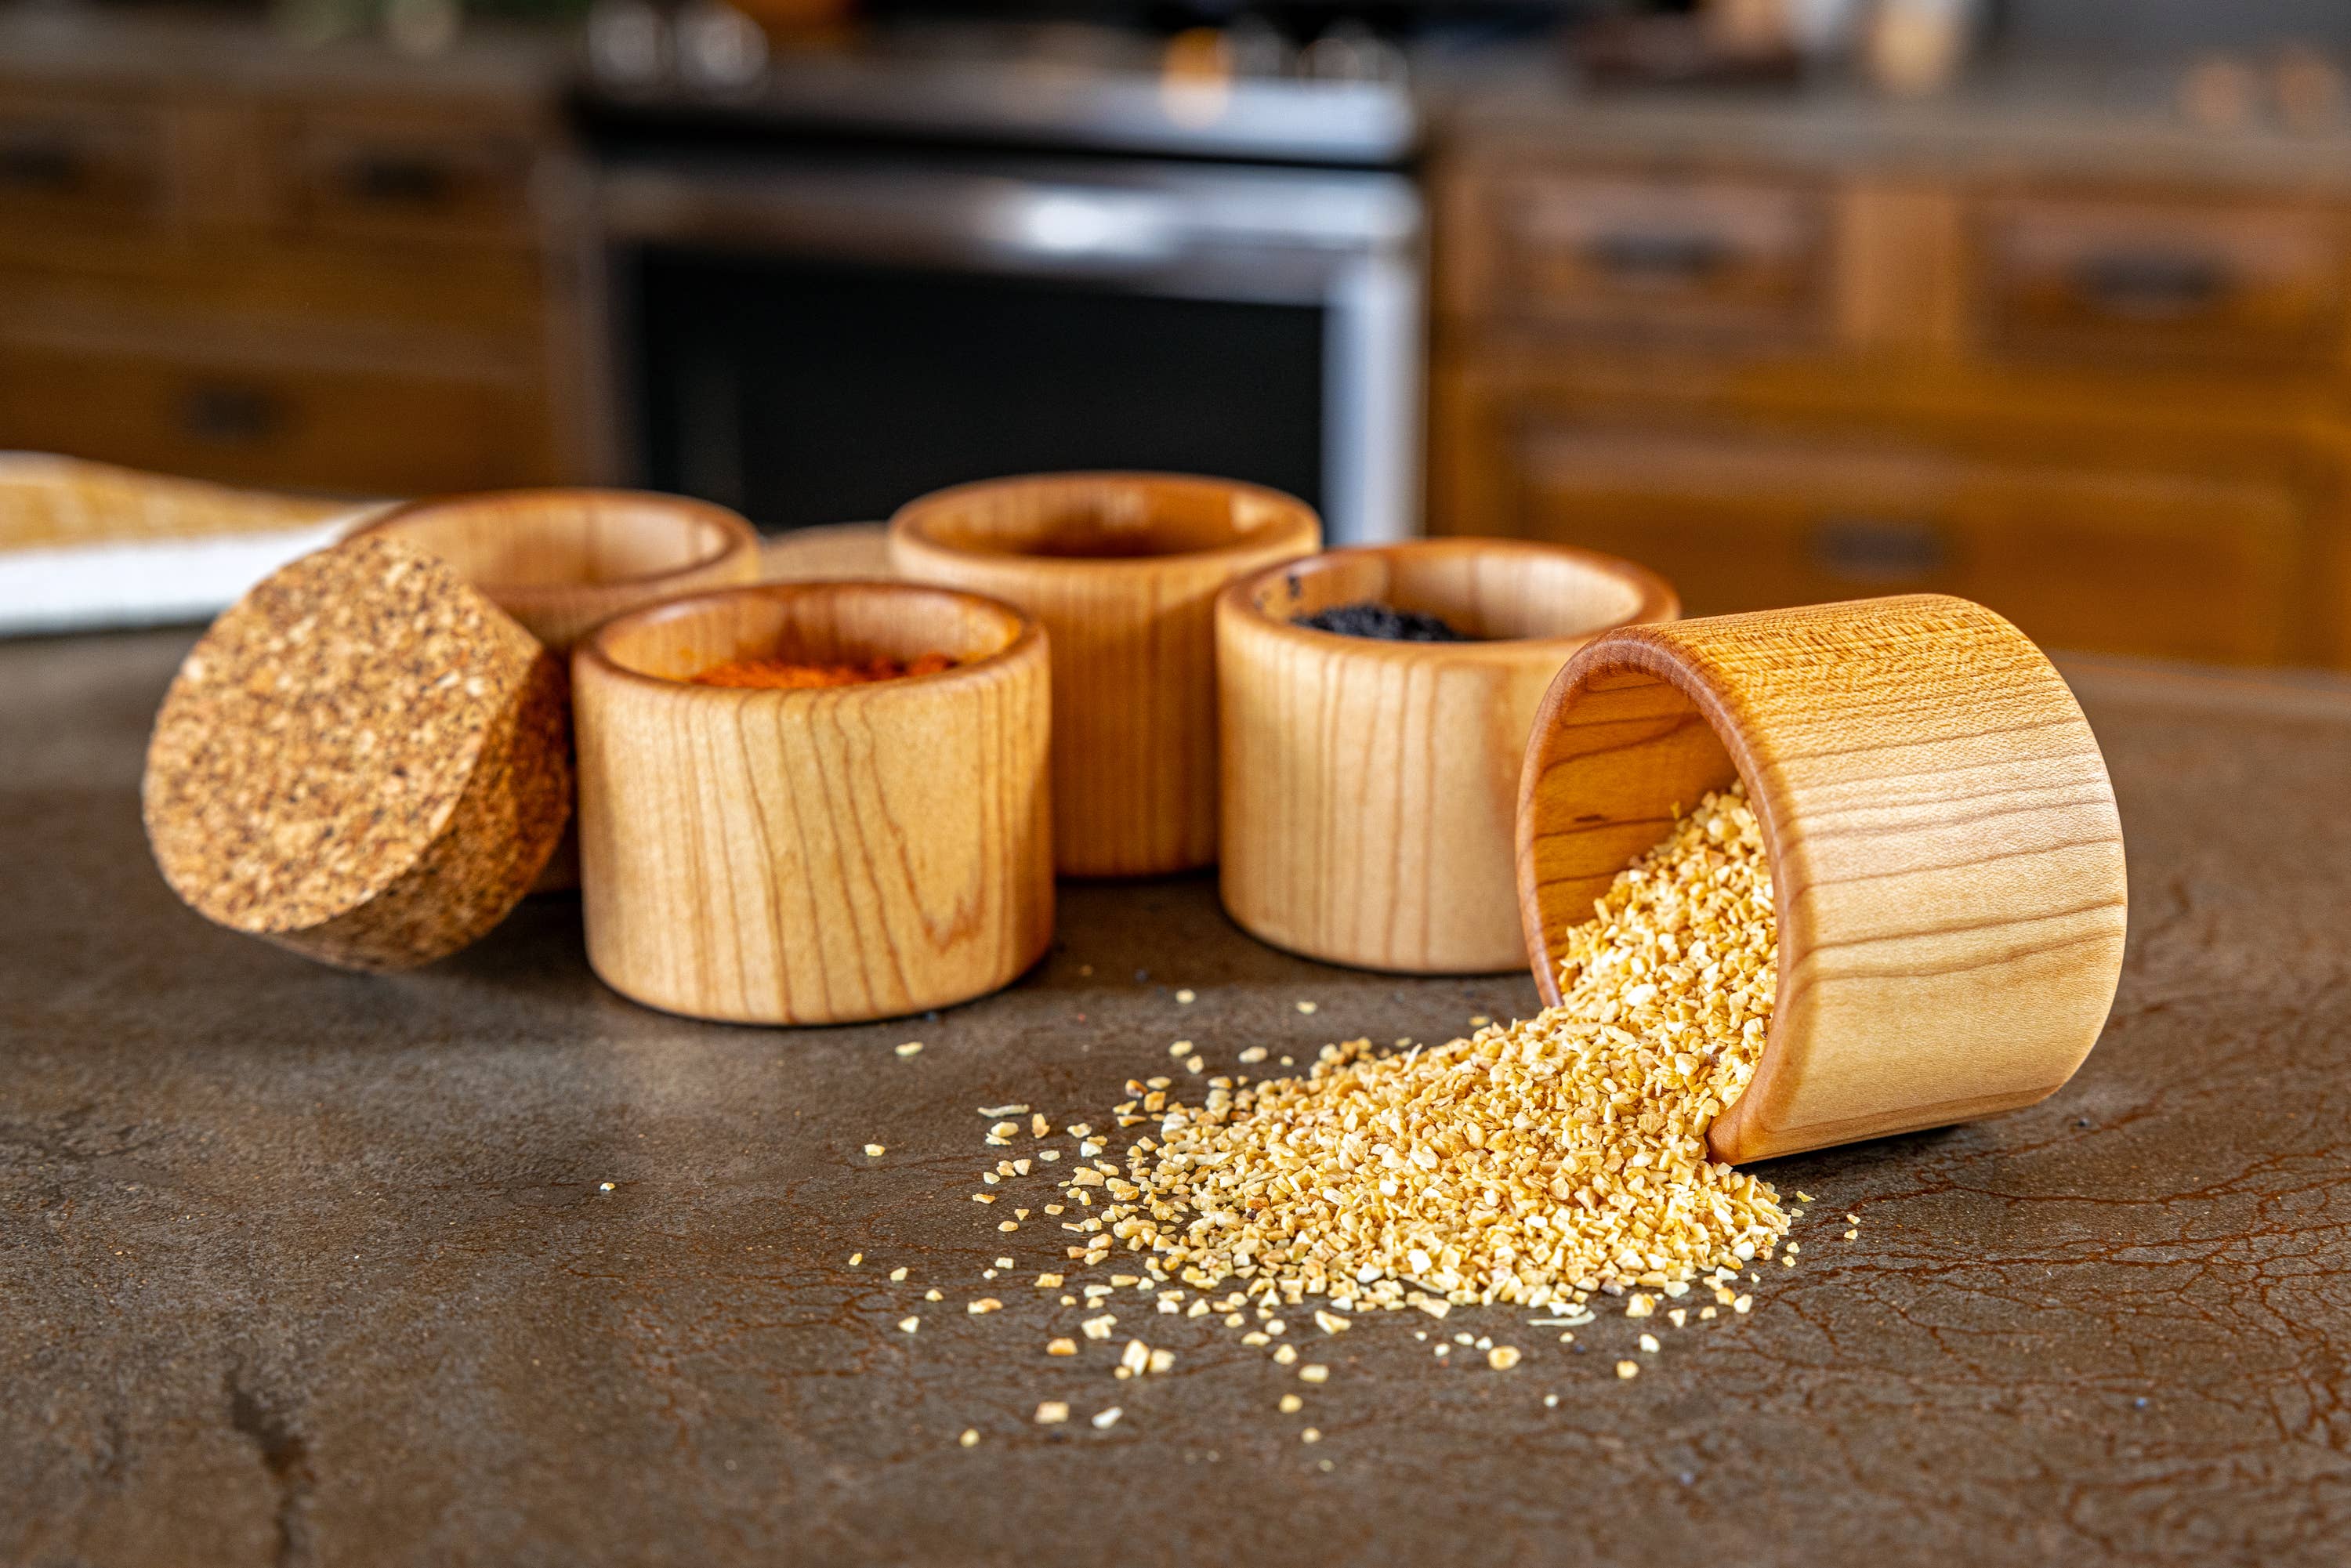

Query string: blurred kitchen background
5 0 2351 665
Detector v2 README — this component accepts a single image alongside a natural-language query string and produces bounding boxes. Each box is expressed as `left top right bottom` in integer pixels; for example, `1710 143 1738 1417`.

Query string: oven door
589 154 1422 542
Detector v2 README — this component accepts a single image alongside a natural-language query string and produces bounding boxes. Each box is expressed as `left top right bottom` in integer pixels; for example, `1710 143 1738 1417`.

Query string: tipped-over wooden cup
1218 538 1679 974
1516 593 2128 1164
572 581 1053 1025
357 488 760 889
889 473 1320 877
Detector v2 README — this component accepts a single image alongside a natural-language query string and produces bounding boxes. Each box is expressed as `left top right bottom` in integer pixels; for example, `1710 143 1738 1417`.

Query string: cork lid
142 534 571 971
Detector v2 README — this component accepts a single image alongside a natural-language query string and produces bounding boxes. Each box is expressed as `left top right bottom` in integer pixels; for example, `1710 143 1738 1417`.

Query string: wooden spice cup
1218 538 1679 974
572 581 1053 1025
889 473 1320 877
355 488 761 652
356 488 760 889
1516 593 2130 1163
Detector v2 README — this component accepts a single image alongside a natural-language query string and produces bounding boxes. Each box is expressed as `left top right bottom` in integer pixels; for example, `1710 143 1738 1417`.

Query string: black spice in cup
1295 601 1473 643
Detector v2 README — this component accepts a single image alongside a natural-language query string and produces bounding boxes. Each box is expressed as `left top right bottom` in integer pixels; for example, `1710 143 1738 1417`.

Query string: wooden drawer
0 339 549 497
1470 171 1825 342
1514 423 2305 665
1976 195 2345 368
0 96 168 231
273 111 540 249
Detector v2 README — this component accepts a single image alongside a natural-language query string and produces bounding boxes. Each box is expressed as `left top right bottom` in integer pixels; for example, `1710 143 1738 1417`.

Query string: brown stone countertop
4 629 2349 1567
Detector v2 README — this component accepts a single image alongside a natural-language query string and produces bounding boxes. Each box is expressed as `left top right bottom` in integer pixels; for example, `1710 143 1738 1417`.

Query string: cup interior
372 491 748 592
1251 541 1661 642
900 474 1315 560
596 583 1029 686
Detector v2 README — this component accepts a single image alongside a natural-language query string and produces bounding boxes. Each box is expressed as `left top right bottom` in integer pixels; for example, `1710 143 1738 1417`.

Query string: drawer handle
341 154 458 207
179 382 287 444
0 136 85 192
1811 517 1948 583
2071 252 2227 319
1586 231 1734 284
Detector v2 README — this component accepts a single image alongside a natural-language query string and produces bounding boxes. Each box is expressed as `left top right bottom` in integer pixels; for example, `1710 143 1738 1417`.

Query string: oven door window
630 249 1325 530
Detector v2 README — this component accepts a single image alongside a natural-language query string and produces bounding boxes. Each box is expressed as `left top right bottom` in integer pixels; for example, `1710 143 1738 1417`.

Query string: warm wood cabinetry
0 20 572 501
1433 96 2351 668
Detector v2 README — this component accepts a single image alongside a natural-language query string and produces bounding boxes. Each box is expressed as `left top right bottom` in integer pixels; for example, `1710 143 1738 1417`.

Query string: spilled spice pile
1067 785 1784 1309
1295 601 1471 642
690 651 955 690
876 785 1814 1443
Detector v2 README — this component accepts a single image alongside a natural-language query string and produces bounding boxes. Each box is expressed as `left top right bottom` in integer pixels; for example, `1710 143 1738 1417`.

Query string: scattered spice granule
1035 1402 1069 1425
1638 1334 1661 1353
864 1144 885 1157
597 1181 614 1193
690 651 955 689
1280 1394 1303 1414
1544 1394 1559 1407
925 1289 943 1302
1616 1361 1640 1380
1298 1364 1329 1384
1313 1311 1350 1335
1846 1229 1860 1240
1176 990 1196 1004
1092 1407 1123 1430
899 1317 919 1334
958 1429 979 1447
1041 789 1784 1317
1487 1346 1522 1371
896 1041 924 1057
1733 1295 1754 1314
848 1253 862 1266
1273 1345 1298 1365
1047 1338 1077 1356
967 1299 1002 1315
1301 1428 1322 1443
1238 1047 1267 1064
1295 1001 1318 1015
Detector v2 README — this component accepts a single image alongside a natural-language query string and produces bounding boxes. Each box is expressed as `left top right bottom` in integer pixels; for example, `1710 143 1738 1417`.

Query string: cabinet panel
0 338 549 498
1977 194 2345 368
0 95 168 232
1469 170 1827 344
272 110 541 251
1516 423 2306 665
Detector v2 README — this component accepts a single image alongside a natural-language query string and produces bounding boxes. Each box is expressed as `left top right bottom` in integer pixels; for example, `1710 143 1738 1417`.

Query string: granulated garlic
1069 786 1788 1308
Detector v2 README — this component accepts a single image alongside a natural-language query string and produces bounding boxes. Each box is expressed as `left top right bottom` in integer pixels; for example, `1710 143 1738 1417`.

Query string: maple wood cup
572 581 1053 1025
1218 537 1678 976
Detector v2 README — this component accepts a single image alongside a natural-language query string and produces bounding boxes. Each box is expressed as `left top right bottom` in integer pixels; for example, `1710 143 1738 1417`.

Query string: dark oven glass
628 247 1326 531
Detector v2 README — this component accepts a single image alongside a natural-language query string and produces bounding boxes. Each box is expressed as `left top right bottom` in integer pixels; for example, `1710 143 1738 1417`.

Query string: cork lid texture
143 534 571 971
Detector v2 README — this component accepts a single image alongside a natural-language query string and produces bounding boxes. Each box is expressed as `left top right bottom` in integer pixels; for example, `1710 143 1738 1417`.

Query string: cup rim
578 578 1045 699
356 488 760 603
889 470 1321 573
1219 537 1680 660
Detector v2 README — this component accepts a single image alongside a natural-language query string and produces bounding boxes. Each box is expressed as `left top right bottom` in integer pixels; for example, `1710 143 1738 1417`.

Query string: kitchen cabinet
0 17 573 502
1433 102 2351 669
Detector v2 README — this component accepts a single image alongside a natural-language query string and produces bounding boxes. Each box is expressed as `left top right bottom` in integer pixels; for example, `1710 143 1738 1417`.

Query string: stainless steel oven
578 33 1424 541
